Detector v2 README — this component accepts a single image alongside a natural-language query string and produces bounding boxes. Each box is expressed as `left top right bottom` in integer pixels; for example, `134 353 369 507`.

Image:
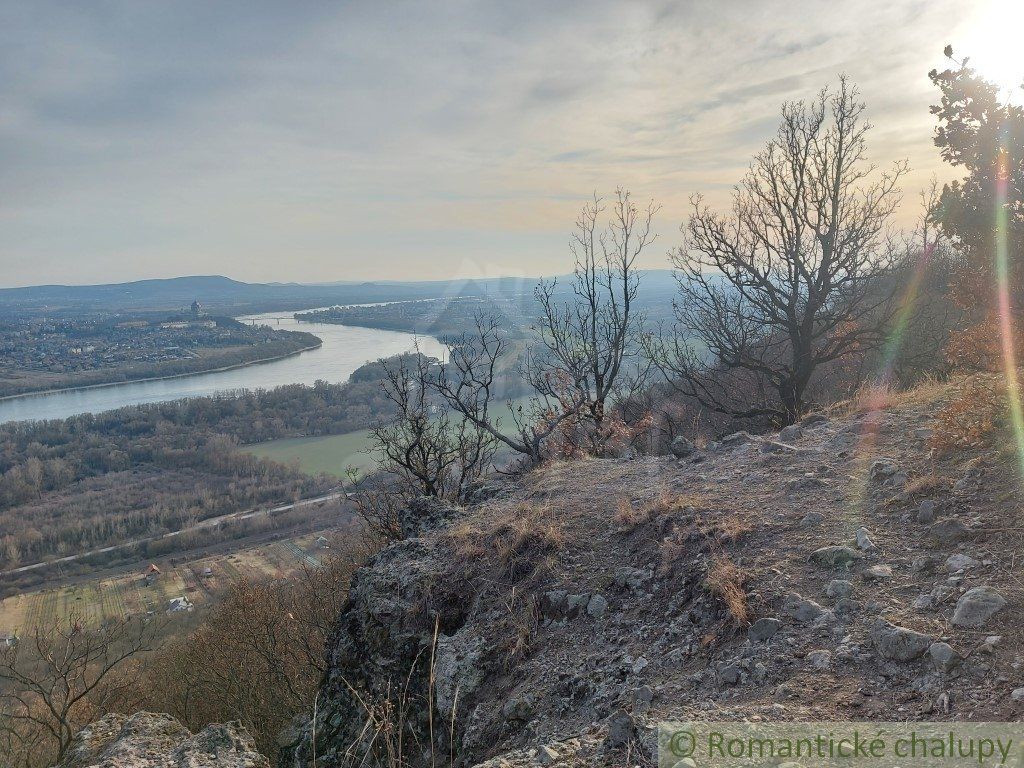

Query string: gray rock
810 546 862 568
538 745 560 765
929 642 961 672
870 619 932 661
826 579 853 599
605 709 636 749
912 594 935 611
917 500 936 524
800 413 829 428
717 663 742 685
748 617 782 643
587 593 609 618
911 555 938 573
780 424 803 442
782 593 828 622
761 439 799 454
670 436 695 458
863 564 893 582
801 511 826 527
855 527 877 552
869 459 899 482
945 553 980 573
1012 688 1024 703
952 586 1007 628
928 519 971 545
721 431 752 446
806 649 832 669
59 713 268 768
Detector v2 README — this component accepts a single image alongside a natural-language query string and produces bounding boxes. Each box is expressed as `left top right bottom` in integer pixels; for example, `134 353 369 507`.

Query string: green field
245 397 533 479
245 429 376 478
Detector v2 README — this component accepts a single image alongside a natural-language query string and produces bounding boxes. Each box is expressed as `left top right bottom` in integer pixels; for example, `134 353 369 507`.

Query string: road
0 490 346 577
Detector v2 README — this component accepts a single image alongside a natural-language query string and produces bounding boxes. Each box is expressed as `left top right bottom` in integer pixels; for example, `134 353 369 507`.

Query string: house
1 635 17 648
202 567 214 577
316 535 330 548
167 596 193 613
143 563 161 586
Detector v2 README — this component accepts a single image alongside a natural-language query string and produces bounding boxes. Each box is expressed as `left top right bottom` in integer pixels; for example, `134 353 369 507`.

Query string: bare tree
0 615 153 765
435 314 586 464
535 189 659 443
370 349 497 501
649 78 908 426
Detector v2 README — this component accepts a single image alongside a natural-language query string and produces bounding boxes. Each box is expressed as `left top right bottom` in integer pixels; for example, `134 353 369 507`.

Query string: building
167 596 194 613
191 300 203 318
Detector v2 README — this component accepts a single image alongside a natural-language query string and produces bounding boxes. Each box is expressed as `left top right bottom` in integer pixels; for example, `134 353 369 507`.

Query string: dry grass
929 377 1005 454
445 503 567 584
704 555 749 625
614 488 708 531
905 472 945 497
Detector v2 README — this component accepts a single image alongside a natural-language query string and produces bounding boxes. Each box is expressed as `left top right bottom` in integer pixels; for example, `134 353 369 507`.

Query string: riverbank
0 339 323 403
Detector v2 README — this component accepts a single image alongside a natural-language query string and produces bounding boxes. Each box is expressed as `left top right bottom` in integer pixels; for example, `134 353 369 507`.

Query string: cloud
0 0 980 286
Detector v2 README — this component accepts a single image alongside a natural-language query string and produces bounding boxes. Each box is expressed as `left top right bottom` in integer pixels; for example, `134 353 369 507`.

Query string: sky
1 0 1021 288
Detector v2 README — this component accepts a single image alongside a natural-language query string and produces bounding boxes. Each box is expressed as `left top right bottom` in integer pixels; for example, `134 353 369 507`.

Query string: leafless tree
649 78 908 426
435 314 586 464
0 615 153 765
370 349 497 500
535 189 659 442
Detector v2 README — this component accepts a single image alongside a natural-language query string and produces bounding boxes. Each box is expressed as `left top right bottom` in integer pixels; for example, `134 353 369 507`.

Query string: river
0 309 446 424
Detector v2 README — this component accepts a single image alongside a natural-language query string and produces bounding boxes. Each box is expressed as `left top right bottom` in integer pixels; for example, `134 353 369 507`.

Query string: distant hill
0 271 681 317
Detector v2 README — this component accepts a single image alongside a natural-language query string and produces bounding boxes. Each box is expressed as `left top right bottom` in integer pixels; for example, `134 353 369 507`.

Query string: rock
587 593 609 618
927 519 971 545
929 642 961 672
782 593 829 623
717 663 742 685
398 496 464 538
1012 688 1024 703
917 500 936 524
435 631 484 720
855 527 877 552
806 650 832 669
952 586 1007 628
810 546 861 568
801 511 825 527
722 431 752 445
826 579 853 599
748 617 782 643
869 459 899 482
911 555 938 573
632 685 654 714
538 745 560 765
863 564 893 582
670 436 695 458
780 424 803 442
605 709 636 749
800 413 829 428
59 712 268 768
870 619 932 661
945 553 980 573
761 439 799 454
912 594 935 611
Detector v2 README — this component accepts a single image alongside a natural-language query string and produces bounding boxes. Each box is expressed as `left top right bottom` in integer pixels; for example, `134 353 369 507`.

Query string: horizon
2 1 1022 287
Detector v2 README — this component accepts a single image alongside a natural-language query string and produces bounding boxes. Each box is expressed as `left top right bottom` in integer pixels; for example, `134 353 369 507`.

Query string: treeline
0 361 404 574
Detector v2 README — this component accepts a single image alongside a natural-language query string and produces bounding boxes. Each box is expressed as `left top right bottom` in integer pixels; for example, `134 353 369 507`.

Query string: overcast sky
0 0 1016 287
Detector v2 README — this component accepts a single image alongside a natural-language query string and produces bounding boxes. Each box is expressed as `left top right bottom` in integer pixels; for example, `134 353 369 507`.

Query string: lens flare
994 139 1024 476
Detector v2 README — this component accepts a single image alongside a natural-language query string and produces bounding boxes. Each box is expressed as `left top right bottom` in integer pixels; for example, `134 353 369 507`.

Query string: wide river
0 309 446 424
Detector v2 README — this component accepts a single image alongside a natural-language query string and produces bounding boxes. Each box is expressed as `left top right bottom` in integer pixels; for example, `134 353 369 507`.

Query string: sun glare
960 0 1024 99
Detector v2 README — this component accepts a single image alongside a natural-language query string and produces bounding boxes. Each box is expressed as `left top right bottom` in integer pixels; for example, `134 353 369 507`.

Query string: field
0 530 338 637
245 429 375 478
243 397 533 478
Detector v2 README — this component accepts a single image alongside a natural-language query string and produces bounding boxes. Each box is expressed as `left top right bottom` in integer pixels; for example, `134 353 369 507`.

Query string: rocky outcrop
292 380 1023 767
59 712 268 768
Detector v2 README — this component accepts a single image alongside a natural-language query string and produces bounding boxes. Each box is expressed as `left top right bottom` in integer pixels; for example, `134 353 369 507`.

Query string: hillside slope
291 376 1024 767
